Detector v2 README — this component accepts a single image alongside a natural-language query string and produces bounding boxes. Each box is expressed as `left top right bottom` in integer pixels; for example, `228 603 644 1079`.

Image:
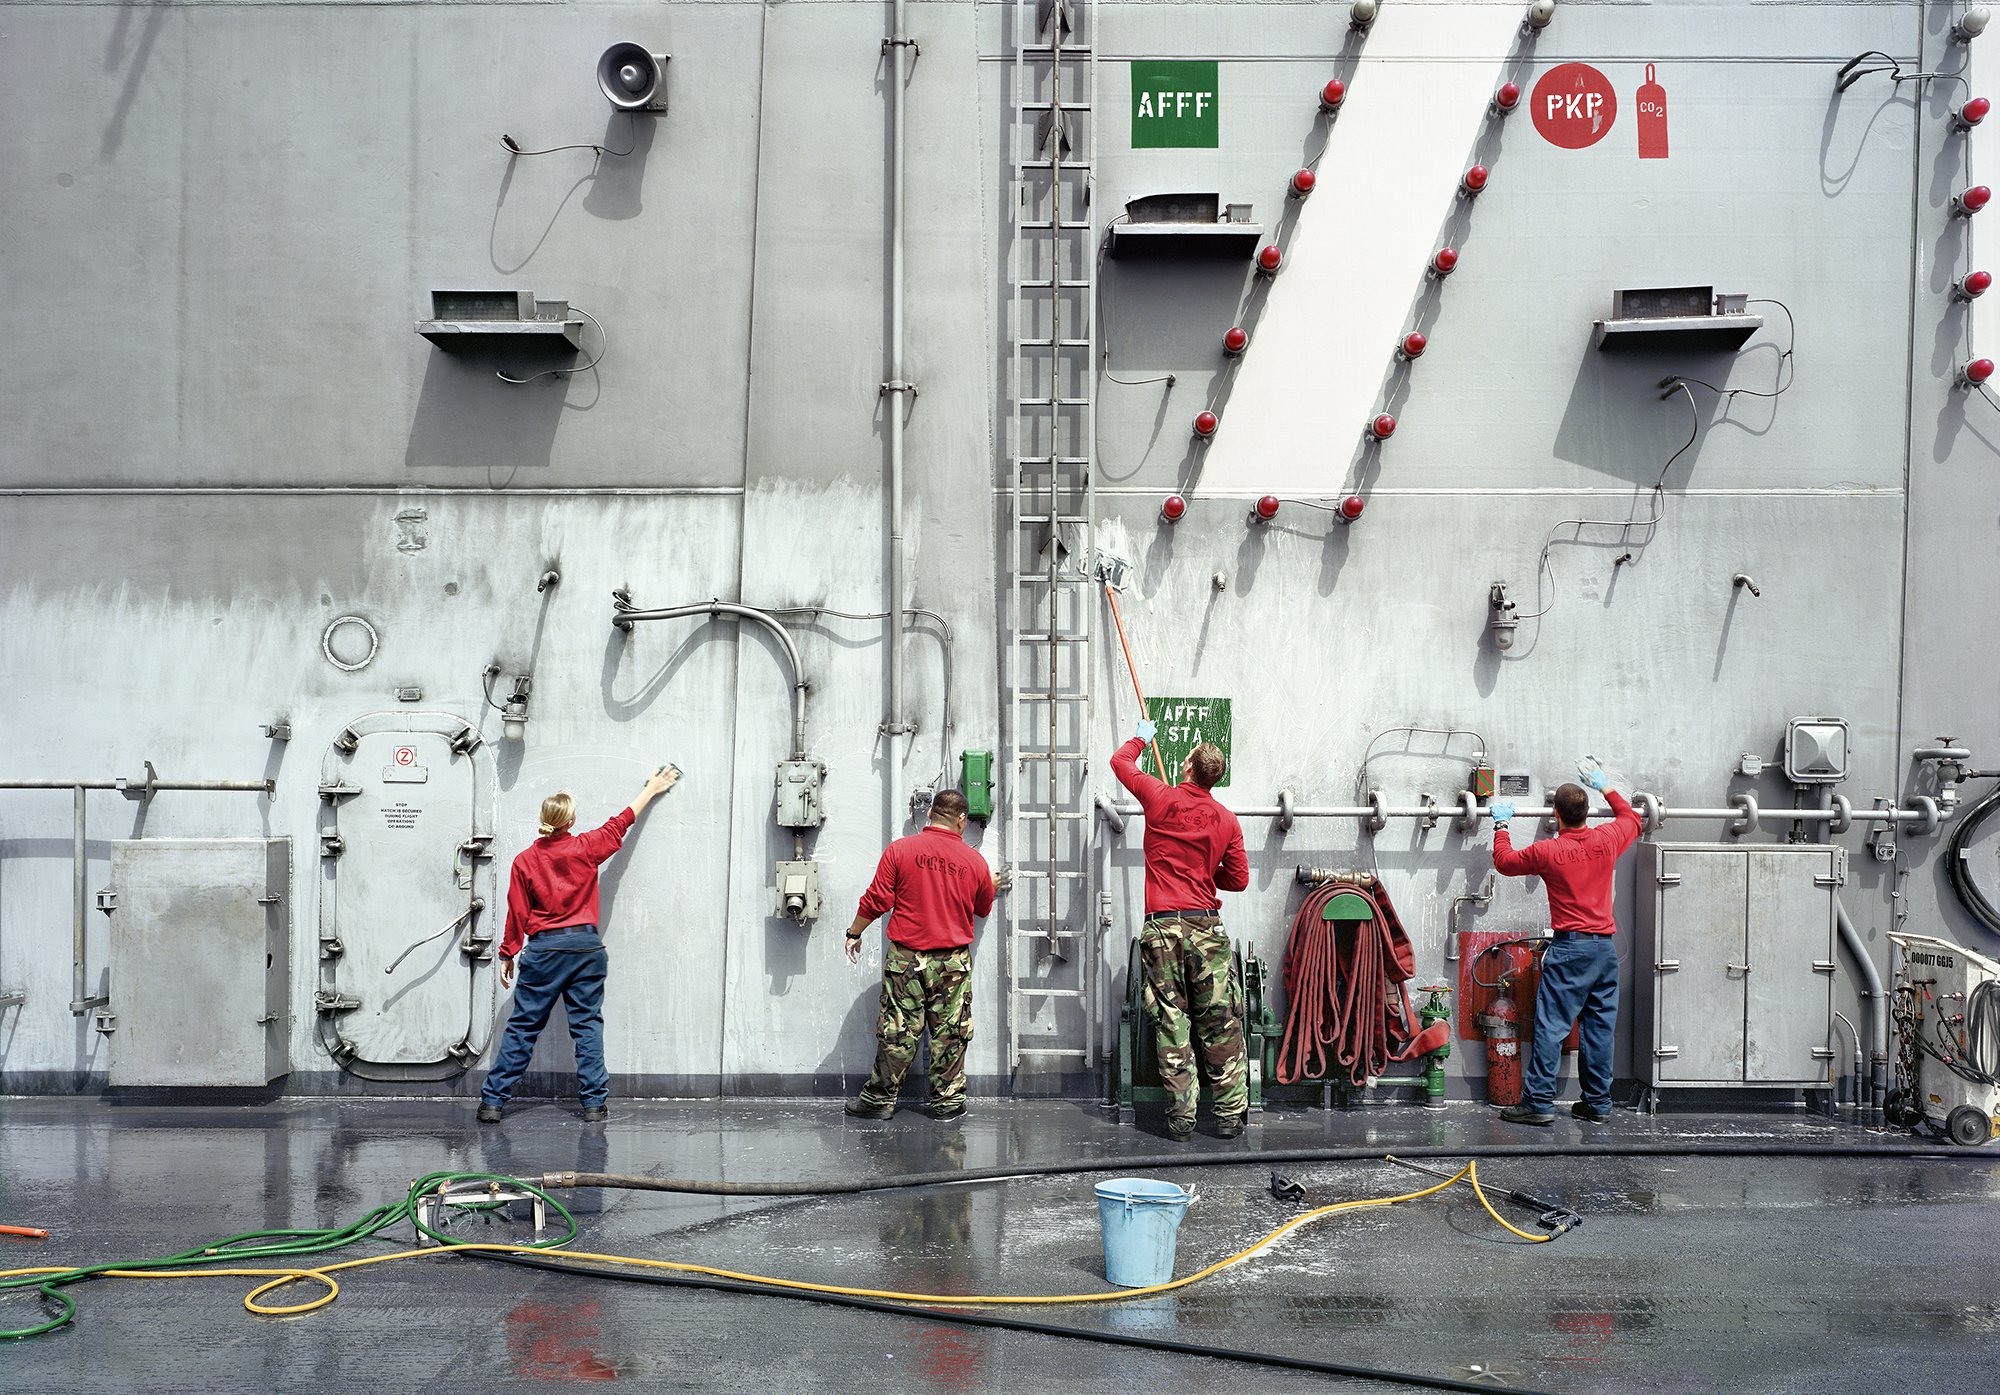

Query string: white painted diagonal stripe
1199 4 1525 494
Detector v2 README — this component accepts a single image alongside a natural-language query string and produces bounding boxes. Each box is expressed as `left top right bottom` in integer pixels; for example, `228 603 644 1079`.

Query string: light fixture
1957 96 1992 130
1461 164 1490 196
1337 495 1365 523
501 676 533 742
1290 168 1317 198
1955 184 1992 216
1958 270 1994 300
1959 357 1996 386
1194 410 1219 438
1955 5 1991 42
1488 582 1519 649
1254 495 1281 522
1431 246 1460 277
1493 81 1522 114
1223 326 1250 355
1161 494 1188 522
1256 245 1284 275
1399 331 1428 359
1369 413 1397 440
1524 0 1556 31
1320 78 1347 112
1350 0 1379 31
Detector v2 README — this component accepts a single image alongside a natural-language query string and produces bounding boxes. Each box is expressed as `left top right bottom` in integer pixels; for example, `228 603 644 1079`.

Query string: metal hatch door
318 713 497 1079
1653 849 1748 1083
1744 848 1839 1085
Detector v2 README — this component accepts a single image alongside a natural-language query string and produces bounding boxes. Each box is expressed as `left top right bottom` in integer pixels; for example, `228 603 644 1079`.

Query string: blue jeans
481 926 609 1109
1523 934 1619 1112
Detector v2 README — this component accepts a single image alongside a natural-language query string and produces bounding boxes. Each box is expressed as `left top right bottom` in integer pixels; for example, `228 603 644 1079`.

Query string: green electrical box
960 749 995 820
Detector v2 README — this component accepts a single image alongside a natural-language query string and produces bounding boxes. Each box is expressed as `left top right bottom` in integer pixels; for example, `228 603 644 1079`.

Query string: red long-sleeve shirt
855 825 996 950
501 808 635 958
1111 737 1250 914
1492 789 1642 935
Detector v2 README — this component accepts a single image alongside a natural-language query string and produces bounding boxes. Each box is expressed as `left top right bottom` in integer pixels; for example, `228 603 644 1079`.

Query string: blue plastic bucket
1095 1177 1192 1287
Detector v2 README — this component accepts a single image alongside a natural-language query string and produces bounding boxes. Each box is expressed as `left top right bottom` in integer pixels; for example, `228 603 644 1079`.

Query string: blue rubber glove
1135 717 1158 745
1488 800 1516 825
1583 767 1609 792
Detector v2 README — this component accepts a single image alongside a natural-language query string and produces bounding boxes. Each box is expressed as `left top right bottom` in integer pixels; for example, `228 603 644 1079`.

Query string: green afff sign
1145 697 1232 787
1131 61 1219 149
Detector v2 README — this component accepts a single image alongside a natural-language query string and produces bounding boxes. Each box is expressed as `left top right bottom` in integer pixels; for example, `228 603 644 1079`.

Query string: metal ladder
1003 0 1098 1080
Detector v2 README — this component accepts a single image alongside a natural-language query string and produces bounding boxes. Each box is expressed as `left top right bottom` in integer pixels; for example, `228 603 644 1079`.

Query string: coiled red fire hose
1276 880 1449 1084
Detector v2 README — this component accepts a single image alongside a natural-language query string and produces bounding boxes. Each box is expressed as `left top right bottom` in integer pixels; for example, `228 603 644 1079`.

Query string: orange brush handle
0 1225 49 1239
1102 584 1167 780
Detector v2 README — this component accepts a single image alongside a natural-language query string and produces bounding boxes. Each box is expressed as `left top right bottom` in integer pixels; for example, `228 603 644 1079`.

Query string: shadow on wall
814 955 887 1091
404 347 574 480
101 1 169 161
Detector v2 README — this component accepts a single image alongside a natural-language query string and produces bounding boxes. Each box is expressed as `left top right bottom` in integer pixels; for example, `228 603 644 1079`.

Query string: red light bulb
1959 96 1992 129
1369 413 1397 440
1320 78 1347 111
1431 246 1460 276
1257 245 1284 274
1161 494 1187 522
1961 270 1994 299
1461 164 1490 194
1338 495 1365 521
1223 325 1249 355
1255 495 1280 521
1962 357 1996 385
1290 168 1317 197
1957 184 1993 215
1494 81 1521 112
1401 331 1428 358
1193 410 1219 437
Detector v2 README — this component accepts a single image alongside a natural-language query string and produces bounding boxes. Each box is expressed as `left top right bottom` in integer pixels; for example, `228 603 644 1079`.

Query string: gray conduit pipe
882 0 915 834
1099 798 1934 827
1834 895 1889 1123
611 599 809 758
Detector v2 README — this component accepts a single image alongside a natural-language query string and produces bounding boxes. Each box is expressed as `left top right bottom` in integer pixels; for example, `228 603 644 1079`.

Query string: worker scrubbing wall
1111 721 1251 1141
1488 764 1642 1126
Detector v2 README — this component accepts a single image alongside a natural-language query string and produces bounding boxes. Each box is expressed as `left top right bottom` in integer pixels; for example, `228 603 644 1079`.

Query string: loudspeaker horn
597 43 671 112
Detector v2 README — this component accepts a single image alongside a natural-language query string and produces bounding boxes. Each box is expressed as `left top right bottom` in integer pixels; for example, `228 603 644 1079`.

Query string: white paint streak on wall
1200 5 1523 494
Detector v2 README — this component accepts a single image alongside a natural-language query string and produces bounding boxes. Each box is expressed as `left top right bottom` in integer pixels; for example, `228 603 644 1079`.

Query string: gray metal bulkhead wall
0 0 1992 1097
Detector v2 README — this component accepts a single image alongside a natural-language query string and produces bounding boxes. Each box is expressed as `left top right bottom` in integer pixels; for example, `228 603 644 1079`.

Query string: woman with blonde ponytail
478 763 679 1123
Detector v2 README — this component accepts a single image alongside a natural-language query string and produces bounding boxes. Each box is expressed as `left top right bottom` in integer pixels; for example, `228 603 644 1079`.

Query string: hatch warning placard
383 802 423 830
1131 61 1219 148
1144 697 1232 787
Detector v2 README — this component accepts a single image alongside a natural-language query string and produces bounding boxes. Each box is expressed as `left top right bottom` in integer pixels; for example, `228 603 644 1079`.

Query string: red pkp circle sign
1532 63 1617 149
393 746 417 767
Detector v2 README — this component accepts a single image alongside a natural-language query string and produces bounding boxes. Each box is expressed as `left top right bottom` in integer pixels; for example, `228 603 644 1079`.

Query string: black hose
541 1139 1984 1197
471 1248 1558 1395
1945 779 2000 937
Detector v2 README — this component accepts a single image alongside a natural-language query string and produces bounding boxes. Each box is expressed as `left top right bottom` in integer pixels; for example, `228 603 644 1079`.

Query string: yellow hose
0 1159 1547 1325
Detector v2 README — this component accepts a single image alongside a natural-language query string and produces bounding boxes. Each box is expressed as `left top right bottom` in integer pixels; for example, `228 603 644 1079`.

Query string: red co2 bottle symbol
1637 63 1668 160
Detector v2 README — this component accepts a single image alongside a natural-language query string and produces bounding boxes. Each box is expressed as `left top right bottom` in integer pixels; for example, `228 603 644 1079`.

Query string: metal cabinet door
1654 850 1747 1083
1744 849 1837 1085
104 838 290 1087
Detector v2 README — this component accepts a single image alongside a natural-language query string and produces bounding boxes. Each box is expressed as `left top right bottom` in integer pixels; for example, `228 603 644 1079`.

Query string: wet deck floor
2 1096 1995 1393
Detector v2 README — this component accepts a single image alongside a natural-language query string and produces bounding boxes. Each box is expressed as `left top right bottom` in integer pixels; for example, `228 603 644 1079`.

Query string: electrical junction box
775 860 820 923
1784 717 1849 784
101 838 292 1087
1470 765 1497 799
774 758 827 829
961 749 995 820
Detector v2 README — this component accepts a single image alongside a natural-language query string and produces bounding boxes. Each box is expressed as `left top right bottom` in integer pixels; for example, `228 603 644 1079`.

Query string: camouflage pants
1140 917 1247 1126
859 942 974 1110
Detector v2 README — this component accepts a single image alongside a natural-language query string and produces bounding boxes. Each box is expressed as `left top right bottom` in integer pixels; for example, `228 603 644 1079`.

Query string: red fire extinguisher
1477 990 1524 1106
1637 63 1668 160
